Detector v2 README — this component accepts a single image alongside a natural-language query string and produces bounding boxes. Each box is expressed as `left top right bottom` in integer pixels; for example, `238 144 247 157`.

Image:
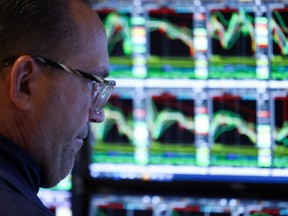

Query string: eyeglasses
3 56 116 114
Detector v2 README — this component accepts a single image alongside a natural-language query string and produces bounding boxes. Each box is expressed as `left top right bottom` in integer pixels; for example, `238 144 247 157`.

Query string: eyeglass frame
3 56 116 114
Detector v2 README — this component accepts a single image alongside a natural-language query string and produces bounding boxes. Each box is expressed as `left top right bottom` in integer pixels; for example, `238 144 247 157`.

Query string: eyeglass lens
93 81 115 113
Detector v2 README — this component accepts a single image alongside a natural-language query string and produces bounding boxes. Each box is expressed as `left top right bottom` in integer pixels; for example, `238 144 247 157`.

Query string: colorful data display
91 2 288 183
95 3 288 80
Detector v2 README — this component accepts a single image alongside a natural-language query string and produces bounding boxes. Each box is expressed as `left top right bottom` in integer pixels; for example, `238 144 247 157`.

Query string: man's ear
9 55 40 110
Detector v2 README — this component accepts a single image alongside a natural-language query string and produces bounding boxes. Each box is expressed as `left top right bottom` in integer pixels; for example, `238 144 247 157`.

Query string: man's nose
89 109 105 123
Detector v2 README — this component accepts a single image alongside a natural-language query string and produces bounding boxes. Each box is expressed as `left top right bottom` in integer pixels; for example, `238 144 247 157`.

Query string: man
0 0 115 215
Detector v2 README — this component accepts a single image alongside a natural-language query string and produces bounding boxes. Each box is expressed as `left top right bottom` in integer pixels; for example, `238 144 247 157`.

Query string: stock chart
148 8 195 78
271 7 288 80
90 1 288 182
210 91 258 166
208 8 257 79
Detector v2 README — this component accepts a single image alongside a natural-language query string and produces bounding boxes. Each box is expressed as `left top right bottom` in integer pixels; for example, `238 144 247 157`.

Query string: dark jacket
0 135 55 216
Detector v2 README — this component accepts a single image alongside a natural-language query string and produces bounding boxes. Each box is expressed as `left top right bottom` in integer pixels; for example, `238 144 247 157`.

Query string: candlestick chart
273 96 288 167
210 93 258 166
146 91 196 165
270 8 288 80
90 93 135 164
208 9 257 79
147 9 196 79
97 10 133 78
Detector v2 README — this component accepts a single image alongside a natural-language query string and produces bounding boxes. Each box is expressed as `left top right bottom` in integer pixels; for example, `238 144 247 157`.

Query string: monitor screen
89 193 288 216
271 89 288 168
88 2 288 187
270 6 288 80
208 8 257 79
89 87 134 165
97 9 133 78
88 81 288 184
147 8 196 79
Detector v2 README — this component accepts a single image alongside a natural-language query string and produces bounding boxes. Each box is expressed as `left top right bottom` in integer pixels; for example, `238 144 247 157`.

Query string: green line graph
150 107 194 140
100 11 194 56
274 98 288 146
90 103 133 142
147 96 194 141
101 12 132 56
276 122 288 146
99 9 288 57
271 10 288 55
210 110 257 145
267 9 288 79
148 18 194 56
209 9 255 51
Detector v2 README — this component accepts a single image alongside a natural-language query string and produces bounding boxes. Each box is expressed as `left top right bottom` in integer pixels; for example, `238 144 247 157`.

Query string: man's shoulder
0 178 55 216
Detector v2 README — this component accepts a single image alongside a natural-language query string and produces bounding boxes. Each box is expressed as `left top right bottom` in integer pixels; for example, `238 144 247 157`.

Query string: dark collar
0 135 40 198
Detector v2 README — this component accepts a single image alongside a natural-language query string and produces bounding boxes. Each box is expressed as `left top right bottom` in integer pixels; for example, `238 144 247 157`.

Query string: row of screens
96 6 288 79
90 194 288 216
88 85 288 183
